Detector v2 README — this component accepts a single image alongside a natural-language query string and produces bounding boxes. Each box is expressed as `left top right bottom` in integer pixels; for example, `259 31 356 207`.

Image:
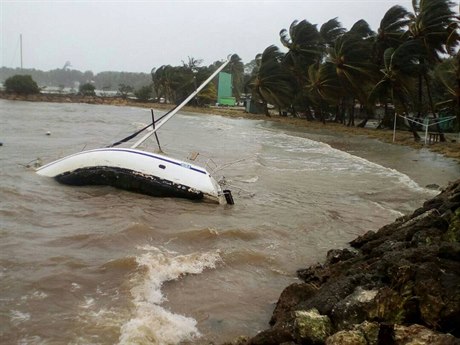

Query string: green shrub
79 83 96 96
134 85 153 102
4 75 40 94
118 84 134 99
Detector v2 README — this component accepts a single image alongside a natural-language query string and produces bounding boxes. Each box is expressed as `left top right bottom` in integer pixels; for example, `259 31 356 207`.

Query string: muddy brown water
1 100 458 344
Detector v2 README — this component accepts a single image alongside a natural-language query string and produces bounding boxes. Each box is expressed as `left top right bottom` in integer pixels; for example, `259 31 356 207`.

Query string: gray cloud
1 0 412 73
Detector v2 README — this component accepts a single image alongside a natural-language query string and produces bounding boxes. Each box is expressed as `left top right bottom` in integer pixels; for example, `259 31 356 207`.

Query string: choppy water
1 100 458 344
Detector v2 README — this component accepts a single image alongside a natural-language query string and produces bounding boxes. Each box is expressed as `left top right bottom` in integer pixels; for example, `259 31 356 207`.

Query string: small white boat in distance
36 56 235 205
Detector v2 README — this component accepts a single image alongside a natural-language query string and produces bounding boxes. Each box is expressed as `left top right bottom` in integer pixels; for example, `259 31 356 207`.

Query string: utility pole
20 34 23 69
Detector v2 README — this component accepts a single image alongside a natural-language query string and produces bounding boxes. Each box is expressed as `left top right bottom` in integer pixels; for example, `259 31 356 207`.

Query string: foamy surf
327 146 438 195
264 131 436 195
118 246 221 345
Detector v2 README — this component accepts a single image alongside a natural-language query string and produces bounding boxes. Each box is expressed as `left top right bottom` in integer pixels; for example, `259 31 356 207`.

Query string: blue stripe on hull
104 149 207 175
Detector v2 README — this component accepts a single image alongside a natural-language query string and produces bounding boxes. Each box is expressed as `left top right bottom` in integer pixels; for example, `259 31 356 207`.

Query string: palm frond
320 17 346 46
380 5 411 32
409 0 458 60
434 57 457 96
349 19 375 39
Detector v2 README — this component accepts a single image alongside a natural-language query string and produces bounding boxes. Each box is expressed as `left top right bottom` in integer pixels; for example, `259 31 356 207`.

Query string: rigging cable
107 104 179 147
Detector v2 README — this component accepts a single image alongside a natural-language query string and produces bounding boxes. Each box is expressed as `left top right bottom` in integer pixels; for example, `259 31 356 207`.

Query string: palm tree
279 20 321 115
374 5 411 66
372 6 412 126
249 45 294 116
226 54 244 102
445 2 460 57
407 0 458 140
434 53 460 126
408 0 457 63
181 56 203 81
370 40 426 139
319 18 346 52
305 62 343 123
348 19 375 39
280 20 322 68
152 65 176 103
326 20 377 126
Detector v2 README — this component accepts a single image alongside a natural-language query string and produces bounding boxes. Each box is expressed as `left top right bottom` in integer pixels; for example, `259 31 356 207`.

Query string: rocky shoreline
223 180 460 345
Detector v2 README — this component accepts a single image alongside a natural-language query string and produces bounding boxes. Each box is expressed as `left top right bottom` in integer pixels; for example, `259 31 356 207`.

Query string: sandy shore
1 92 459 162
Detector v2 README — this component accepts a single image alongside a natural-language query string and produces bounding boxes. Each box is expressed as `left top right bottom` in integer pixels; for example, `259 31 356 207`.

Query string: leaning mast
131 55 232 149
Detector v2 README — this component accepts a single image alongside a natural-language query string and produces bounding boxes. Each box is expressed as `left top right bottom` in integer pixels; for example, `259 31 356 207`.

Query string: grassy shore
2 92 459 162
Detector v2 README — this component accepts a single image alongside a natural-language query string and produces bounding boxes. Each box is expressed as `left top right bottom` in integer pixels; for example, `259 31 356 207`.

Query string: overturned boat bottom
55 166 217 202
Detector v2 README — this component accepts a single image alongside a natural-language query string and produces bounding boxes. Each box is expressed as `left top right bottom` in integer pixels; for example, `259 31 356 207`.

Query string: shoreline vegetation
1 92 459 162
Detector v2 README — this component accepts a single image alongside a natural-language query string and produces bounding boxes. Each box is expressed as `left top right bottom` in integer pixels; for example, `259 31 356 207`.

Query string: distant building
217 72 236 106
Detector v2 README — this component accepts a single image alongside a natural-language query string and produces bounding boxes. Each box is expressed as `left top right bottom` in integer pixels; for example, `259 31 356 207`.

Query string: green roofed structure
217 72 236 106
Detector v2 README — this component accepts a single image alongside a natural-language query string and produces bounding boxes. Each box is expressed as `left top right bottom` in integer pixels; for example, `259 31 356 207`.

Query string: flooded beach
1 100 458 344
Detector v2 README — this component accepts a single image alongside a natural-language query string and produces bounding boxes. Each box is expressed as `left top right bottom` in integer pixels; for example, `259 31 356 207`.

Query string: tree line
246 0 459 139
150 56 245 106
143 0 460 137
0 67 151 92
1 0 458 137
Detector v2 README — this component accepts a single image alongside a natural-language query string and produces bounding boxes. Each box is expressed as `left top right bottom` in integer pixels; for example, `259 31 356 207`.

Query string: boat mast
131 55 232 149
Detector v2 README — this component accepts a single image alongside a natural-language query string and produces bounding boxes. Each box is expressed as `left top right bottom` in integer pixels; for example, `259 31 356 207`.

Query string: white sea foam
20 290 48 301
17 336 46 345
329 147 436 194
118 246 221 345
80 296 95 309
261 131 434 194
239 176 259 183
10 310 31 325
366 200 405 218
71 282 81 291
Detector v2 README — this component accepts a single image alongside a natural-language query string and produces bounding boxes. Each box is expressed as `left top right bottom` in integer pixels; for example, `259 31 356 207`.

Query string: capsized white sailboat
36 56 235 204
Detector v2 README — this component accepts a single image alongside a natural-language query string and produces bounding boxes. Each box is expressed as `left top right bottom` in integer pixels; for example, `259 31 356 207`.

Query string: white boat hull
36 148 225 203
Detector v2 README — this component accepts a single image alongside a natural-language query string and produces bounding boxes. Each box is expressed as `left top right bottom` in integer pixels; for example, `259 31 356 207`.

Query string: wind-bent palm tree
249 45 294 116
152 65 177 103
225 54 244 102
152 64 197 104
280 20 322 68
305 62 343 123
279 20 322 115
319 17 346 52
407 0 458 140
374 5 411 66
409 0 457 63
434 53 460 125
372 5 412 126
326 20 377 126
371 40 426 139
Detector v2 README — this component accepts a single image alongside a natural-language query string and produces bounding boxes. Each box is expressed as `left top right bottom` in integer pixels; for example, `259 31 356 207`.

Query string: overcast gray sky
1 0 414 73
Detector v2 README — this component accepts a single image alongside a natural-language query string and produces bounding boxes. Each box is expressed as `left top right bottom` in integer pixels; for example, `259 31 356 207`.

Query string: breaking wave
118 246 221 345
259 131 433 194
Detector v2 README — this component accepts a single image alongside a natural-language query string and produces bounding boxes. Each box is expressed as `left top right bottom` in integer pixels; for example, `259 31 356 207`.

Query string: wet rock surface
223 180 460 345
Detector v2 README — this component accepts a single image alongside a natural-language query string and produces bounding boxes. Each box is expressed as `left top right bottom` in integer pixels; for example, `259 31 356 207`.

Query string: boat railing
186 151 219 174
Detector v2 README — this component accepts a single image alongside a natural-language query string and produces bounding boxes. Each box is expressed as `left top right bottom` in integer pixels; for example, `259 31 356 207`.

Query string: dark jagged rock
270 283 318 327
228 180 460 344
